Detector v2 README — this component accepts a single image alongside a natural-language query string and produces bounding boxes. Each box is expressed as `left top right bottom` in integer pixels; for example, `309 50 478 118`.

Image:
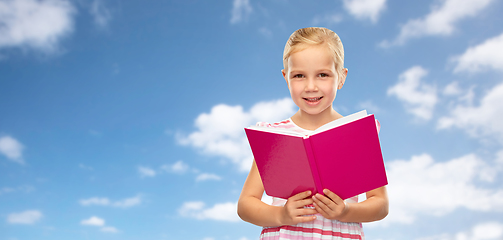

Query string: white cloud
452 33 503 73
471 222 503 240
161 160 189 174
377 153 503 225
112 195 141 208
138 166 156 178
178 201 239 222
7 210 42 224
230 0 252 24
80 216 119 233
90 0 111 28
381 0 494 47
79 197 110 206
0 0 75 53
79 195 142 208
497 150 503 168
154 161 222 182
417 221 503 240
100 226 119 233
358 100 380 113
177 98 295 172
0 136 24 164
139 161 192 177
443 81 462 96
342 0 386 23
0 185 34 195
195 173 222 182
81 216 105 226
438 82 503 144
387 66 437 120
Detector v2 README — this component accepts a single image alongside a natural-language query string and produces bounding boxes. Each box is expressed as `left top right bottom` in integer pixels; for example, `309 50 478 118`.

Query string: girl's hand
280 190 318 226
312 189 349 221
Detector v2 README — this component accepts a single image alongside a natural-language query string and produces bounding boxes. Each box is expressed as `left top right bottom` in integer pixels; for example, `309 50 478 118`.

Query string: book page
311 110 368 136
245 110 368 138
245 125 305 137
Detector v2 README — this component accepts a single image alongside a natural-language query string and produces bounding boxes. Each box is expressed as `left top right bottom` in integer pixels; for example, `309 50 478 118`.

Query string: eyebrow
289 68 335 73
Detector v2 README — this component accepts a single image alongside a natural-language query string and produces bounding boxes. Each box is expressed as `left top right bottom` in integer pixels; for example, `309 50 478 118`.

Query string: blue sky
1 0 503 239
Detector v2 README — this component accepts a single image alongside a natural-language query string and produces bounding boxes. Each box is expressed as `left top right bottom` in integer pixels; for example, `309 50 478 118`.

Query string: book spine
303 136 324 195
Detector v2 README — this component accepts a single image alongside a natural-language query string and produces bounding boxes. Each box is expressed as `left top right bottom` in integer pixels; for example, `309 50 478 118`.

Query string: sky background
1 0 503 239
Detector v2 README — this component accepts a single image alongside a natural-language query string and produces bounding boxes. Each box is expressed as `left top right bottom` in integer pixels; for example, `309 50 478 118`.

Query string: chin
301 106 332 116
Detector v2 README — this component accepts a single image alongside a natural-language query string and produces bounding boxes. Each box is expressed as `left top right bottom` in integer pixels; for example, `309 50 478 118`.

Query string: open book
245 110 387 200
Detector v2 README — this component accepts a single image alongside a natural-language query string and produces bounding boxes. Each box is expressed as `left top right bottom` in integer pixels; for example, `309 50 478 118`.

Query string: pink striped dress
255 118 381 240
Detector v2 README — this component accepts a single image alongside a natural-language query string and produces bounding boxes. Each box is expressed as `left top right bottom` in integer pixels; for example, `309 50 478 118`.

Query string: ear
282 69 289 89
338 68 348 90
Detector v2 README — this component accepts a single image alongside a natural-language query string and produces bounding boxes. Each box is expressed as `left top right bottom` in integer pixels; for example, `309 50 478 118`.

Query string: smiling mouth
303 97 323 102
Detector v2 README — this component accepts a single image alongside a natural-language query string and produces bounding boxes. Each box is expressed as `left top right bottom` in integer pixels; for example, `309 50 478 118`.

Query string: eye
292 74 304 78
318 73 330 78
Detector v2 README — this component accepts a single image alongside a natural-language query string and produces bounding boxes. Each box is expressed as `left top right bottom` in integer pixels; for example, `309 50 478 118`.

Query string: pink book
244 110 387 200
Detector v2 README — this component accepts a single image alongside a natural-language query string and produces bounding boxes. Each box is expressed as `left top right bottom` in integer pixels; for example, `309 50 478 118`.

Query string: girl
237 27 389 239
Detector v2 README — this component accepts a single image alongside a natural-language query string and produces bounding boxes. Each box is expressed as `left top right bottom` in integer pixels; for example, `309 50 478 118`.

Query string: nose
305 77 318 92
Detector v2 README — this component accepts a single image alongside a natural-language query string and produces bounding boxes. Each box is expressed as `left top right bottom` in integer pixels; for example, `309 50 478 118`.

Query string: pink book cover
245 112 388 200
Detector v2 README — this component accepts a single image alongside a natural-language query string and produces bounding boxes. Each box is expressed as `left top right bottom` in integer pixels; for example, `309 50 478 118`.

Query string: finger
312 201 330 219
289 198 314 210
298 208 318 216
294 215 317 224
290 191 312 201
288 207 317 221
323 189 343 205
312 194 333 213
313 193 336 209
286 192 314 210
298 197 314 206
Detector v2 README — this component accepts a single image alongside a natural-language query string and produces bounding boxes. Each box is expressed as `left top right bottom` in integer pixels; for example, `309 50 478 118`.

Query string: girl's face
283 44 346 117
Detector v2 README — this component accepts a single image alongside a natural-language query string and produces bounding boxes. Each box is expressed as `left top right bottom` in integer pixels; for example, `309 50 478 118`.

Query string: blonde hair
283 27 345 71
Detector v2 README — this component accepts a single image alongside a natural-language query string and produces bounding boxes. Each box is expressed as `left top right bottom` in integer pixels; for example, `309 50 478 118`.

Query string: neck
291 107 343 131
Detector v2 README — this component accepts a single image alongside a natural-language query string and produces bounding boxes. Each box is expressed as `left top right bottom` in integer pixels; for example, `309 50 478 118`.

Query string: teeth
305 97 322 101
